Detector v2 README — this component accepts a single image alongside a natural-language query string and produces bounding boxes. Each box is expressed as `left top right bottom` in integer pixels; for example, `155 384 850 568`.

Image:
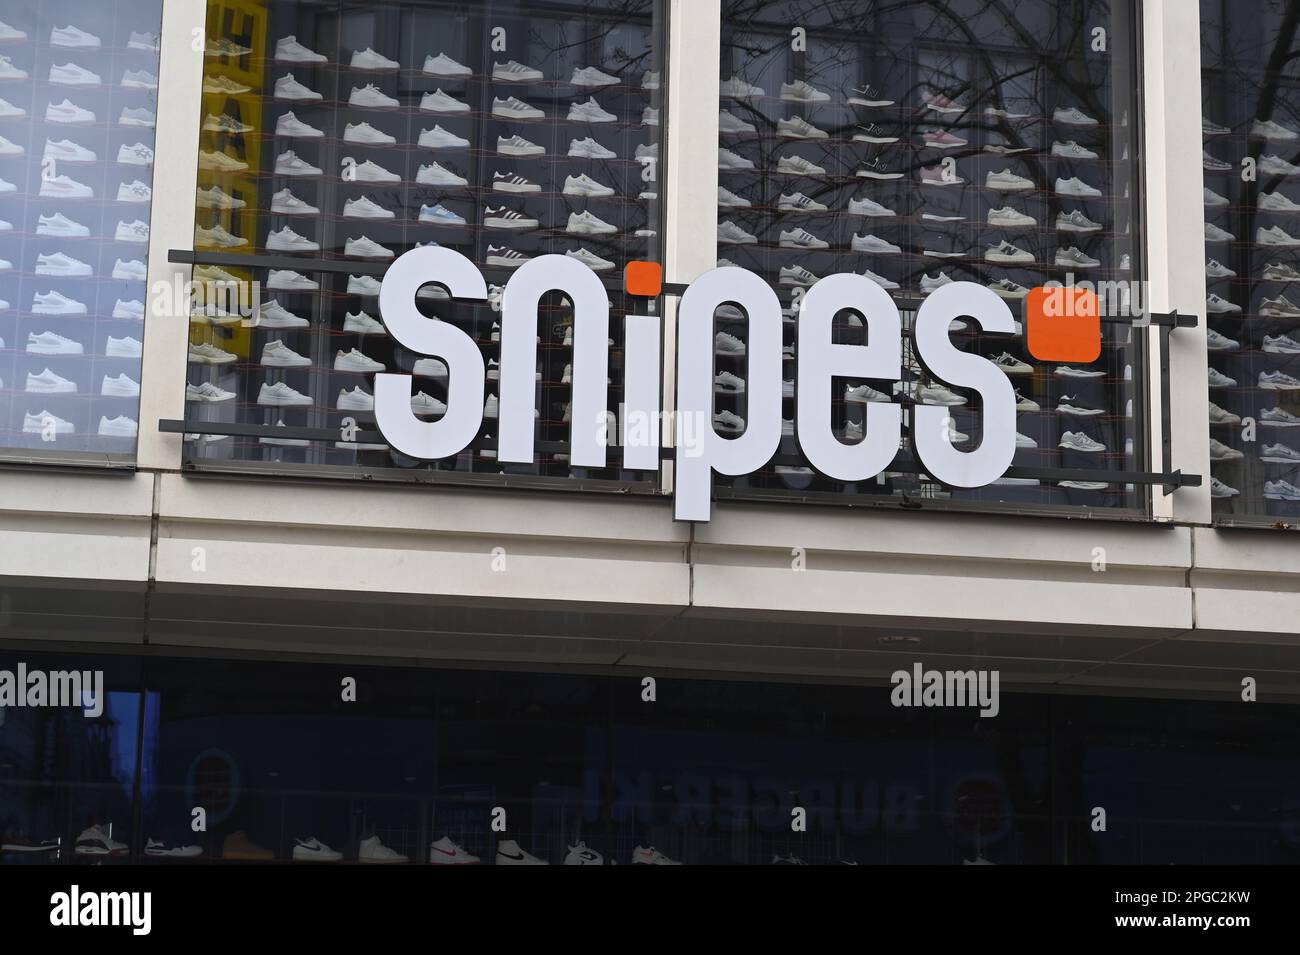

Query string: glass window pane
0 1 162 464
714 0 1145 515
186 0 664 489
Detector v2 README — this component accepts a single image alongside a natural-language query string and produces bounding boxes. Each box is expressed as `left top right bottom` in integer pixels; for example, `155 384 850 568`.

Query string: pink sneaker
919 163 963 186
923 90 965 113
923 129 968 148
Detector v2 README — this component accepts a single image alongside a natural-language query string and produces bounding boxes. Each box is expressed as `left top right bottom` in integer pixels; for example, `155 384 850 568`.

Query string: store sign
376 247 1019 522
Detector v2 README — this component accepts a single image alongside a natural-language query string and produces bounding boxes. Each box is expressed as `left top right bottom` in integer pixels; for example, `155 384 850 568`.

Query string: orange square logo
1025 286 1102 363
625 260 663 297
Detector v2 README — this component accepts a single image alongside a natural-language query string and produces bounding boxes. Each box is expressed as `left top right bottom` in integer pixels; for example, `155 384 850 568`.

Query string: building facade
0 0 1298 866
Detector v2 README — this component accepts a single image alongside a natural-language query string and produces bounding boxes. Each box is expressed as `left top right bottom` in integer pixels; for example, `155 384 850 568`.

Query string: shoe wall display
0 2 159 458
1200 1 1300 520
188 0 664 485
712 0 1143 512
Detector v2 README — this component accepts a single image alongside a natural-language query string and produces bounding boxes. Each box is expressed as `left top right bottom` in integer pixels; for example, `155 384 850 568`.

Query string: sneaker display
36 251 93 276
203 75 250 95
418 161 469 186
485 206 539 230
1210 437 1244 461
27 331 84 355
1259 191 1300 212
195 224 248 249
276 36 326 63
345 236 395 258
1059 431 1105 452
486 245 530 268
101 374 140 397
186 382 236 403
852 233 902 254
26 368 77 393
1056 176 1101 197
122 69 158 90
987 240 1034 263
780 227 828 249
1205 328 1240 350
343 310 385 334
429 837 480 864
1263 261 1300 281
778 116 829 139
1260 294 1300 316
848 197 896 217
258 382 312 406
50 63 101 87
274 73 323 101
1264 480 1300 501
1053 106 1098 125
335 348 384 373
1204 222 1235 242
74 825 127 856
1203 116 1231 136
1207 401 1241 425
271 188 319 214
922 90 966 113
499 134 544 157
779 265 820 287
40 173 94 198
563 842 604 865
563 173 614 198
1204 187 1229 207
567 210 617 235
37 212 90 237
262 340 311 367
566 247 615 271
719 147 756 170
115 220 150 243
718 220 757 244
346 158 400 182
990 352 1032 375
351 84 395 108
33 290 87 315
276 111 323 137
569 97 616 123
780 154 827 176
1051 139 1099 159
1262 406 1300 427
1055 246 1100 268
720 75 764 98
1252 118 1300 141
989 206 1036 227
144 839 202 858
1261 442 1300 463
987 169 1033 191
1258 225 1300 246
189 342 237 365
778 192 827 212
1207 367 1236 387
420 89 470 114
352 48 399 70
569 136 616 159
205 37 251 57
1203 149 1232 171
719 110 758 135
496 839 549 865
344 121 397 145
348 275 382 296
1205 259 1236 279
988 278 1030 299
252 300 309 329
358 835 408 864
343 196 395 220
1054 365 1105 379
197 185 247 210
920 272 954 294
22 411 72 435
420 203 467 226
1260 154 1300 176
423 52 471 77
1259 370 1300 390
1057 210 1102 232
118 180 153 202
493 60 544 83
273 150 319 176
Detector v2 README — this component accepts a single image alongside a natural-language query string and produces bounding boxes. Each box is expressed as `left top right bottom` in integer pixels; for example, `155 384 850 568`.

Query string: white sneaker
24 411 73 434
40 174 94 199
567 211 616 235
276 111 323 137
563 842 604 865
498 134 544 157
333 347 384 373
851 233 902 254
419 125 470 148
988 278 1030 299
118 180 152 202
262 339 311 367
1252 118 1300 141
1057 210 1102 232
779 265 819 287
718 185 751 208
1259 191 1300 212
568 137 616 159
1204 187 1229 207
275 36 327 63
36 212 90 237
46 98 94 124
117 142 154 165
271 188 320 214
571 65 619 87
1059 431 1105 452
27 331 84 355
1050 140 1098 159
199 149 248 173
986 169 1033 191
274 73 323 101
345 236 394 259
350 84 399 109
781 79 830 103
0 54 27 80
1055 246 1100 268
493 60 543 83
121 69 158 90
348 275 382 296
986 240 1033 263
718 110 757 134
1055 176 1102 197
0 21 26 42
568 97 616 123
258 382 313 406
271 150 319 176
1205 222 1235 242
719 147 755 170
565 247 614 271
1260 154 1300 176
345 158 400 182
1205 293 1240 314
358 835 408 864
189 342 237 365
920 272 954 295
351 48 399 71
33 290 87 314
268 270 319 291
417 161 469 186
26 368 76 393
493 95 544 119
990 352 1032 375
343 310 385 334
423 52 471 77
1264 480 1300 501
780 227 828 249
344 121 396 145
50 63 101 86
778 192 827 212
420 89 470 114
1053 106 1098 126
115 220 150 243
251 300 308 329
336 386 374 411
101 373 140 397
988 206 1036 227
36 251 93 276
344 196 394 219
264 225 318 252
429 837 480 864
1258 224 1300 246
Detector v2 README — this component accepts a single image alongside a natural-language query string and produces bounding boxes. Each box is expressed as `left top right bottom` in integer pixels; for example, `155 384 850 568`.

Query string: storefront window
712 0 1144 514
0 1 162 464
184 0 664 488
1201 0 1300 521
